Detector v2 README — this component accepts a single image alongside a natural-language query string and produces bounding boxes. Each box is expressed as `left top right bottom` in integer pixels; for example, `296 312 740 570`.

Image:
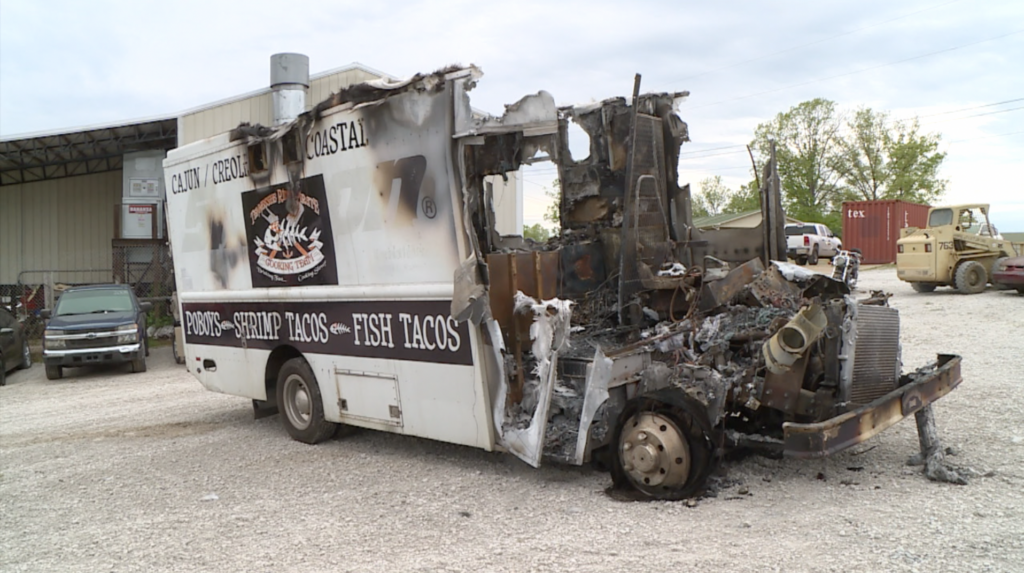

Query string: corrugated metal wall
842 200 930 264
179 68 382 146
308 68 381 108
0 171 121 284
179 93 275 146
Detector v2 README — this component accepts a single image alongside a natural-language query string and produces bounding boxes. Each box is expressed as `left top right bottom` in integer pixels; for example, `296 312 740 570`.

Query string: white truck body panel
164 77 502 452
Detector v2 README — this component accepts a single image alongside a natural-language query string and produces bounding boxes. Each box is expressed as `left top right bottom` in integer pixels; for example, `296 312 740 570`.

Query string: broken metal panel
699 258 765 311
784 355 962 458
492 293 573 468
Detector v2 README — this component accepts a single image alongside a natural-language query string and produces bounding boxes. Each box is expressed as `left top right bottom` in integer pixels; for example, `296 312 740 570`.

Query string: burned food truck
164 66 964 500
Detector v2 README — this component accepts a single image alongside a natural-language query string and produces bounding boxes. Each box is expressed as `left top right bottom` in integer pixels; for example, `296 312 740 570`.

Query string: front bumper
44 343 142 367
783 354 962 458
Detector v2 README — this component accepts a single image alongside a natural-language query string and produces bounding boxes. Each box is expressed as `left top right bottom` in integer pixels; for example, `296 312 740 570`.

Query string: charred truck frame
165 66 964 500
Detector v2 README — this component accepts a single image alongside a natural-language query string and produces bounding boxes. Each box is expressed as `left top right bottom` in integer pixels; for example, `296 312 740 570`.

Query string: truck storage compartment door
334 369 403 427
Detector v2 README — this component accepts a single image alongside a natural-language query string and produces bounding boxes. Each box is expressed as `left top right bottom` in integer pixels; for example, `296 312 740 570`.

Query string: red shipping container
841 200 931 264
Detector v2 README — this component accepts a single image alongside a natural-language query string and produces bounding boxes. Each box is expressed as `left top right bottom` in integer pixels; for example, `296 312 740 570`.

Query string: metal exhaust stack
270 53 309 125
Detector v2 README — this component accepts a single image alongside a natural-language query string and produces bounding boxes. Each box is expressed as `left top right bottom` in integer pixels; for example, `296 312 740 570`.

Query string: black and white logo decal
241 174 338 288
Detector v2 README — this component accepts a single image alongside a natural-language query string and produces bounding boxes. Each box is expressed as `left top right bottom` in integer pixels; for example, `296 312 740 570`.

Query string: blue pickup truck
41 284 152 380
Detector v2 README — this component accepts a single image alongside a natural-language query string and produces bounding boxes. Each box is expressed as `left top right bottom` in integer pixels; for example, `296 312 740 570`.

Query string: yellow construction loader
896 203 1023 294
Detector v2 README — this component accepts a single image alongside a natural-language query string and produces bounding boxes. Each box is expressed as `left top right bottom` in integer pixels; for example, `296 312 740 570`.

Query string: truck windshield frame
928 208 954 227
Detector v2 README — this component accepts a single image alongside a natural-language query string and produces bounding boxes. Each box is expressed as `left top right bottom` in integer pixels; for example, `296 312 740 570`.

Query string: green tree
693 176 732 218
836 108 946 204
543 180 561 228
522 223 550 242
723 180 762 214
751 98 845 223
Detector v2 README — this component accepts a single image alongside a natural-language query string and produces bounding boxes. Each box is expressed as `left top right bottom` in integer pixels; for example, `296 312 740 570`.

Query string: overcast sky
2 0 1022 231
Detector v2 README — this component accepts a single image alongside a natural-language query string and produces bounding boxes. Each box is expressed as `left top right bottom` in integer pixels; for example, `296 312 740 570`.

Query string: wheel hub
285 375 313 429
619 412 691 490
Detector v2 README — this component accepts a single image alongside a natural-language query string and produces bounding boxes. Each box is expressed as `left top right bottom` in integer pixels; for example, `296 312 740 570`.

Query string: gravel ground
2 267 1022 573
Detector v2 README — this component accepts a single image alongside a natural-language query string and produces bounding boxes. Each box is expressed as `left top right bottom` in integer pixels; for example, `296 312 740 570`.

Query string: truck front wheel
610 394 715 501
954 261 987 294
277 357 337 444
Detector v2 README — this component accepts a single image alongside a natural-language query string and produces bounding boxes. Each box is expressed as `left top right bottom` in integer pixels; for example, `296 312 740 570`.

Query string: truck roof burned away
170 65 967 501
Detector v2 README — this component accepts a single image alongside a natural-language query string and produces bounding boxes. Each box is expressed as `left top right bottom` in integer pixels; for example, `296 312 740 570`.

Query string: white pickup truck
785 223 842 265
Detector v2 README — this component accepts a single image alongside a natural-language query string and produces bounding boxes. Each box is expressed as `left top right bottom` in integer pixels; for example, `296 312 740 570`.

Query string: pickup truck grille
64 329 120 350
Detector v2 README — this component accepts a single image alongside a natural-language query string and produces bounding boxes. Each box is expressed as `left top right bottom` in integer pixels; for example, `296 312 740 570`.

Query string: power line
678 149 749 161
915 97 1024 119
657 0 966 90
923 105 1024 125
678 144 747 156
948 130 1024 144
686 28 1024 111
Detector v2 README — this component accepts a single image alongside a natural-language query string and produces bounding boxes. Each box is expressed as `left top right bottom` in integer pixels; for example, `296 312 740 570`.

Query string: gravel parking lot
1 267 1022 573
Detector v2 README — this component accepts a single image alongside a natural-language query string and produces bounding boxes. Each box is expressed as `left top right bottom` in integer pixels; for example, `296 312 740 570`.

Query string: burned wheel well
264 345 304 405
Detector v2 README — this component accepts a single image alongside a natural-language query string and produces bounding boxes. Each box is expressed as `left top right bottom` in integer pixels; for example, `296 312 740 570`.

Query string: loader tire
954 261 987 294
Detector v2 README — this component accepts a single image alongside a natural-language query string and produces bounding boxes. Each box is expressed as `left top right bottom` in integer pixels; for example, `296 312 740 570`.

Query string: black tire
911 282 937 293
796 256 808 266
1016 287 1024 295
45 364 62 380
609 393 716 501
172 332 185 365
0 357 6 386
277 357 337 444
144 337 150 358
808 245 819 265
19 339 32 369
954 261 987 294
132 355 147 373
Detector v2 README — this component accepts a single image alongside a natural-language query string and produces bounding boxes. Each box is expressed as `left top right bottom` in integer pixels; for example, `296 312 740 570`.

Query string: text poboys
181 300 470 365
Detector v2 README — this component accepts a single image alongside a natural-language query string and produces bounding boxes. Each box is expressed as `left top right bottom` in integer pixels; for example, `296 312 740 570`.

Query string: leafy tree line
692 98 947 234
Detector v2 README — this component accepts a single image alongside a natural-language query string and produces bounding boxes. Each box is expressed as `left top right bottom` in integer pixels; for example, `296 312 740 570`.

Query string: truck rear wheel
911 282 937 293
610 394 715 501
808 245 819 265
954 261 987 294
277 357 337 444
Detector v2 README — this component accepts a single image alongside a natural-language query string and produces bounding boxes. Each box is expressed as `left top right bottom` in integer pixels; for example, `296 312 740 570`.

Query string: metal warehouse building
0 55 521 313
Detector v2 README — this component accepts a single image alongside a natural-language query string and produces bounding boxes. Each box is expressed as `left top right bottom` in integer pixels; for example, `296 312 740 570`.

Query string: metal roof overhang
0 118 178 186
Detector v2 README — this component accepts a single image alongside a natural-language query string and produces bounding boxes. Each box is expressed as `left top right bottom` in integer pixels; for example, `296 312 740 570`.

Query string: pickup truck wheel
1016 287 1024 295
277 357 337 444
808 245 819 265
45 364 62 380
0 357 6 386
610 395 715 501
20 339 32 369
911 282 937 293
954 261 987 294
132 355 147 373
796 256 808 266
